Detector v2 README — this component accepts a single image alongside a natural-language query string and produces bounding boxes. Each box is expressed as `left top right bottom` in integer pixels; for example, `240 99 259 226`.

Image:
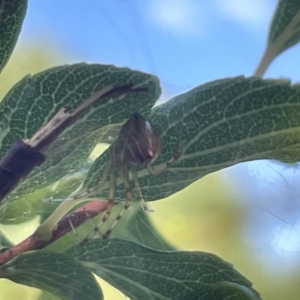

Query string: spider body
112 113 160 168
81 113 180 241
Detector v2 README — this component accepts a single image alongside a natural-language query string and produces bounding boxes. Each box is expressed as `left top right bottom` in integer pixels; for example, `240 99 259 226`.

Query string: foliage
1 0 300 299
0 0 26 73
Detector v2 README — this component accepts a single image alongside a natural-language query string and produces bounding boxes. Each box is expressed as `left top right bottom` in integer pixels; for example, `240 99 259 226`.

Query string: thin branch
0 199 113 265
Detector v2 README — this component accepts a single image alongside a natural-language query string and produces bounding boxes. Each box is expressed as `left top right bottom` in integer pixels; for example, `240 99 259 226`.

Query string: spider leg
97 167 116 228
81 206 98 236
147 148 181 176
102 163 133 239
132 166 153 212
80 166 116 244
68 216 80 243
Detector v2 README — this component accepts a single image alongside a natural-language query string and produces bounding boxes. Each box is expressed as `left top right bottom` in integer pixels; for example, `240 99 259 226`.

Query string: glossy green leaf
0 0 27 73
0 64 160 202
255 0 300 76
66 238 260 300
84 76 300 202
0 251 102 300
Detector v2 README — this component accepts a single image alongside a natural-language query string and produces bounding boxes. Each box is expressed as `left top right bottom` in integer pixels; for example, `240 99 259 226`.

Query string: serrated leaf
255 0 300 76
66 238 260 300
84 76 300 202
0 251 102 300
0 0 27 73
0 64 160 201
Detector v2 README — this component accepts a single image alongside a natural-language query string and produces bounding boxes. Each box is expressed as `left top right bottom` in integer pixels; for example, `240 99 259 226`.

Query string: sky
12 0 300 279
17 0 300 100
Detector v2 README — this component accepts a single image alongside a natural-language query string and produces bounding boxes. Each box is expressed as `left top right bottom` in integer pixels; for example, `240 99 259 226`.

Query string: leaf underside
0 63 160 202
85 76 300 202
0 251 103 300
268 0 300 55
66 238 261 300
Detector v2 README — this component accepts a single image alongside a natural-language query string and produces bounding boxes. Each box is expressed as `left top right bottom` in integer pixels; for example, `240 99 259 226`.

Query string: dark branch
0 139 46 200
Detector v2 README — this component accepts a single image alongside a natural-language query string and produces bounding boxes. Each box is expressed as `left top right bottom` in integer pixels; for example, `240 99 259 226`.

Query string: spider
79 113 181 241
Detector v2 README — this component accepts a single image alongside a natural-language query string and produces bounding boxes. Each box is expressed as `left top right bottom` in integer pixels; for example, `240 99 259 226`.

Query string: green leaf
0 0 27 73
212 282 261 300
268 0 300 53
84 76 300 202
66 238 260 300
0 160 90 225
0 64 160 201
255 0 300 76
0 250 102 300
115 207 175 251
0 184 58 224
38 292 62 300
0 229 14 249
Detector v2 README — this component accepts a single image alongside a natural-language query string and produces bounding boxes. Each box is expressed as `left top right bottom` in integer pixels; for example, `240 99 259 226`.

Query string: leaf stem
253 45 277 77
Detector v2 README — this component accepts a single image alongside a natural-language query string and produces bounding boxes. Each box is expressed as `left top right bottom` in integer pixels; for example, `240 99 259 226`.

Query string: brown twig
0 199 113 265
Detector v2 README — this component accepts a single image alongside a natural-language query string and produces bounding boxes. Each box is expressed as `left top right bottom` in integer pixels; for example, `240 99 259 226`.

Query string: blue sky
14 0 300 276
18 0 300 100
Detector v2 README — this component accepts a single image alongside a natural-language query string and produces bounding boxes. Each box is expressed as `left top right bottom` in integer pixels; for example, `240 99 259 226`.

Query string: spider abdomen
113 113 160 167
